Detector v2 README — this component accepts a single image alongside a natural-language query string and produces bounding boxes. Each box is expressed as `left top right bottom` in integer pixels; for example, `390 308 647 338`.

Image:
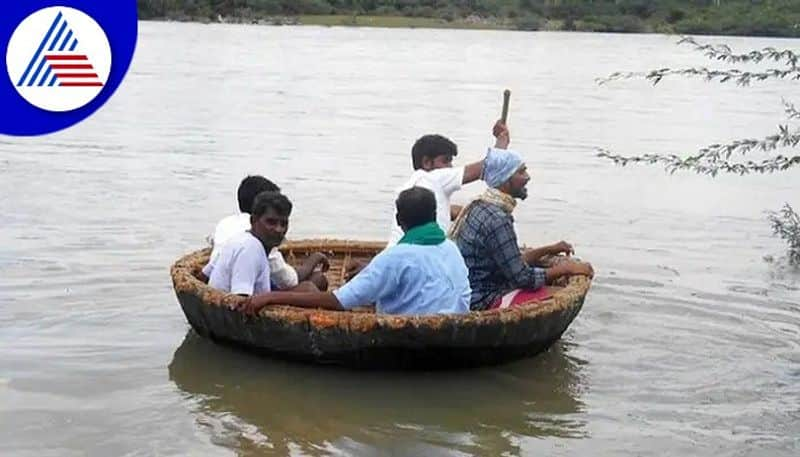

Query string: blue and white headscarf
482 147 524 188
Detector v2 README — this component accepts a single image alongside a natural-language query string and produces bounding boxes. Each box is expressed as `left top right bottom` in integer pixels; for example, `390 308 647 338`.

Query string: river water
1 22 799 456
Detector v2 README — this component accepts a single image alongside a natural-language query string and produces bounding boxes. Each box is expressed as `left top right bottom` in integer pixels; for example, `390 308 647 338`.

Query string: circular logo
5 6 112 112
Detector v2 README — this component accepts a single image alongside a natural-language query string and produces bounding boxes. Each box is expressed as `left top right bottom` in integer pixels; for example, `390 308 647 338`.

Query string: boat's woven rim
170 239 591 327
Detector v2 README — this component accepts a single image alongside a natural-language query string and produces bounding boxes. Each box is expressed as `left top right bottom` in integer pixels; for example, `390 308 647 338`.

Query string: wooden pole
501 89 511 124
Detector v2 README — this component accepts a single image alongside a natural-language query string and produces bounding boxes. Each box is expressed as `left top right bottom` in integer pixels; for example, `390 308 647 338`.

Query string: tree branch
598 66 800 87
597 36 800 87
784 99 800 120
597 124 800 176
678 36 800 69
598 149 800 176
767 203 800 265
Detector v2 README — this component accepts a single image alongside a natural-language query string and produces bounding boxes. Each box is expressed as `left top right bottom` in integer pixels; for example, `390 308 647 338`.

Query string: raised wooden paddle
501 89 511 124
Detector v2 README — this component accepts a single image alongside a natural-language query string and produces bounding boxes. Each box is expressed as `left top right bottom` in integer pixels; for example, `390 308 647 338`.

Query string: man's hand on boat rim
237 295 273 315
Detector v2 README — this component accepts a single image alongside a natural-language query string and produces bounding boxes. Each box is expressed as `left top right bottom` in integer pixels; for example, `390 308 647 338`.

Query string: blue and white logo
7 7 111 112
0 1 137 136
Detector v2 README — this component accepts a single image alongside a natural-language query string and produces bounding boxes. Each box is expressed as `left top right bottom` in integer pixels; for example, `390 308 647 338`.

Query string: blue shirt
333 240 471 315
202 231 271 296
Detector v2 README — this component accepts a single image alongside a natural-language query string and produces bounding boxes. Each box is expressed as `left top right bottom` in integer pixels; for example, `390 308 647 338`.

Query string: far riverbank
141 13 800 38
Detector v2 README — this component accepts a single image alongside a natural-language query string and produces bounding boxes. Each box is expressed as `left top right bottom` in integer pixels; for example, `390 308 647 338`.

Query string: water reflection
169 331 587 456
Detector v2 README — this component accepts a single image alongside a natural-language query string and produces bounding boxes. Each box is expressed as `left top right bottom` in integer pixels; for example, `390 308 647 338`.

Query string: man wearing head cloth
449 148 594 311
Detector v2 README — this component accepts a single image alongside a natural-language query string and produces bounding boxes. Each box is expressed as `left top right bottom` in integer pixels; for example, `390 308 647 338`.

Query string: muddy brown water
1 22 799 456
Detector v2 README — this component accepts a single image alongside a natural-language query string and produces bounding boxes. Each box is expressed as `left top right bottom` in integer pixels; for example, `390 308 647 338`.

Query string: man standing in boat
346 120 510 279
239 186 471 316
386 120 511 246
209 175 329 291
450 149 594 311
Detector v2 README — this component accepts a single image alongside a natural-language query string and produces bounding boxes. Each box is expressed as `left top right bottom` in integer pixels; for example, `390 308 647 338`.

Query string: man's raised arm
462 120 510 184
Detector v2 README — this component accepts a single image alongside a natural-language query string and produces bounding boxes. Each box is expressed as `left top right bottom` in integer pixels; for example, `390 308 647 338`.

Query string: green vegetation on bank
297 14 504 29
137 1 800 37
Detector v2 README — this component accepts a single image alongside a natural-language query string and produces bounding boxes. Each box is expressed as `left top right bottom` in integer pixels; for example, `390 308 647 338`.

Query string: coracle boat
171 239 592 369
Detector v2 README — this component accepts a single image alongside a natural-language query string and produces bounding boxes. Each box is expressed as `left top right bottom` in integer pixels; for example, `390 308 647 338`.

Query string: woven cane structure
171 239 591 369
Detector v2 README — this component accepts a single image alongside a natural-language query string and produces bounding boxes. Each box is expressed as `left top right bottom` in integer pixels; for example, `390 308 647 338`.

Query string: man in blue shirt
240 187 471 316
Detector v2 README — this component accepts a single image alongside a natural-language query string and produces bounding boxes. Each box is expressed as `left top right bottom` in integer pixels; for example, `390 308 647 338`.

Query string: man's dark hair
251 191 292 218
238 175 280 213
411 134 458 170
396 186 436 230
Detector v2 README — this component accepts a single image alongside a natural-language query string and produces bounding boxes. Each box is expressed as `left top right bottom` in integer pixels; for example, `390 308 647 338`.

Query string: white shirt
387 166 464 246
202 232 271 295
209 213 299 289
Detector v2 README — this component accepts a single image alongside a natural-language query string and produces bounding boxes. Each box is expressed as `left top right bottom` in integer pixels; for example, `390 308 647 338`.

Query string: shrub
667 8 686 24
515 13 544 31
768 204 800 266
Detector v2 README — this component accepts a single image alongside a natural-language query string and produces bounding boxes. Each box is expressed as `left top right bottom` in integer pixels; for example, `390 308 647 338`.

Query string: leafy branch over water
598 36 800 265
768 204 800 265
598 37 800 86
680 37 800 67
596 123 800 177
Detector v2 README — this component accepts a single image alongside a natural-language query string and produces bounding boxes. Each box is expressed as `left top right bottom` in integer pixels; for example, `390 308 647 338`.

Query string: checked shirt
453 200 547 310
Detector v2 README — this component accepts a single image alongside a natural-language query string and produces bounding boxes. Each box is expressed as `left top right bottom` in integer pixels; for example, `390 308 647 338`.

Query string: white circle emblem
5 6 112 112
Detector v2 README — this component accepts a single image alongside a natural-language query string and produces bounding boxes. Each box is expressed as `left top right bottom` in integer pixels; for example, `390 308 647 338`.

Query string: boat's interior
181 239 581 312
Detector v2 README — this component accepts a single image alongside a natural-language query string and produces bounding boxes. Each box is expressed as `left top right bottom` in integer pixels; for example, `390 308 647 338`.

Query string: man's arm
462 160 484 185
268 249 299 289
242 291 344 314
462 120 510 184
244 254 395 314
484 220 593 287
228 246 264 296
545 262 594 282
293 252 329 282
493 120 510 149
523 241 574 265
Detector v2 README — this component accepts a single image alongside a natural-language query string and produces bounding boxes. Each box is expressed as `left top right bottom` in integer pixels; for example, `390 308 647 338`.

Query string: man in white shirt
210 175 329 291
386 120 510 246
203 191 294 295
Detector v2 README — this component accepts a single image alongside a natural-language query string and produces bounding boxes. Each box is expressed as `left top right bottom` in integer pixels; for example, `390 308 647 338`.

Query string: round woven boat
170 239 591 369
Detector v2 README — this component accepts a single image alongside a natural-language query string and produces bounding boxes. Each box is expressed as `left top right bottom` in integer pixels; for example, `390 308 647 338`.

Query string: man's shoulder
439 240 467 264
398 168 462 192
214 213 249 241
473 199 508 214
215 213 247 229
396 170 435 193
440 239 463 255
223 231 262 254
467 201 511 226
378 243 417 261
377 244 436 271
387 241 463 264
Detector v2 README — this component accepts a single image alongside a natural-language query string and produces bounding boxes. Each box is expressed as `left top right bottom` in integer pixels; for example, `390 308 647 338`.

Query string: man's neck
494 186 516 199
481 187 518 214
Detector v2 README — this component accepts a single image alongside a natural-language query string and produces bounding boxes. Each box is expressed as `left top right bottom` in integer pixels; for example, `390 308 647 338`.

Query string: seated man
210 175 328 290
240 187 470 316
450 148 594 311
204 191 323 295
386 120 510 246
